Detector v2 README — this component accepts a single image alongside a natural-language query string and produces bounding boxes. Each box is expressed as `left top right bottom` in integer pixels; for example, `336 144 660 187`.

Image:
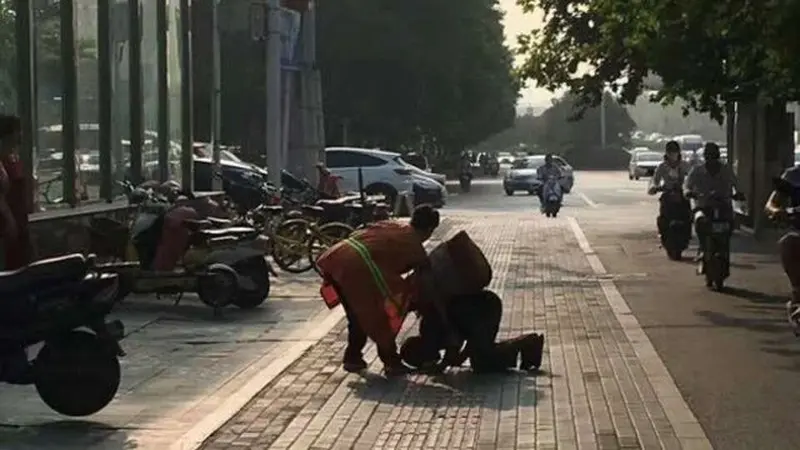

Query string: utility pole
265 0 283 186
342 118 349 146
211 0 222 190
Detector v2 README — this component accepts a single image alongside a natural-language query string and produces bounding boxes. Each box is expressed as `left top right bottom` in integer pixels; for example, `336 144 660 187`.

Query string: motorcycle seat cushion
197 226 257 238
207 216 233 227
316 197 354 207
0 253 89 294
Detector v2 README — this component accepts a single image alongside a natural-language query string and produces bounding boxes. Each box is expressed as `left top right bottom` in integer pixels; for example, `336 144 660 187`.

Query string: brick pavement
197 212 712 450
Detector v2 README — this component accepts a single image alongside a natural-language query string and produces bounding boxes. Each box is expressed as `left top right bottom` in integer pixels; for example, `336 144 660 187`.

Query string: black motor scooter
656 184 692 260
0 253 125 417
694 191 740 291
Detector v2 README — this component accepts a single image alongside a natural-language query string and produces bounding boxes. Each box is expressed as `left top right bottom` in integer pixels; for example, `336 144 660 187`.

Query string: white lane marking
578 191 599 208
567 216 714 450
169 307 345 450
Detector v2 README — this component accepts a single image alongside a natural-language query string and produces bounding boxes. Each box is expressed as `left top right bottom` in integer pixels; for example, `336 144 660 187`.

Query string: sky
497 0 556 108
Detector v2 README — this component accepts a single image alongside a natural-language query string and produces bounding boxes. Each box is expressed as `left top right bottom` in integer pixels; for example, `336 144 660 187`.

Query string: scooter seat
196 226 258 238
263 205 284 213
346 203 364 210
207 216 233 227
302 205 325 216
316 197 353 207
0 253 89 294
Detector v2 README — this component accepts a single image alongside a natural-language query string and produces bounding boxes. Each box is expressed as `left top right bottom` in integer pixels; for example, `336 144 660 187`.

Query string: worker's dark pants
418 290 521 373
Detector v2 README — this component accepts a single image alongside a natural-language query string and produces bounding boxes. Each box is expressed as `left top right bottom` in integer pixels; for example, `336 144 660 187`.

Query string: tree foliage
317 0 519 155
473 92 636 168
516 0 800 121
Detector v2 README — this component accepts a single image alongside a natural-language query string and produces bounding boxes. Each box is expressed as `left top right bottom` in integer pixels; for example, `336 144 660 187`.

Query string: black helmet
665 140 681 154
704 142 720 160
545 153 553 163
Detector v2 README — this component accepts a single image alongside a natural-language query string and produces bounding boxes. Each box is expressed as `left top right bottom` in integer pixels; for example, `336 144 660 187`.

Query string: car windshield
637 152 662 162
512 157 544 169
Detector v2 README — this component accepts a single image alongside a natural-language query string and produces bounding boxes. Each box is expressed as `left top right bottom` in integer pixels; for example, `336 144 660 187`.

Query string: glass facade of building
0 0 193 211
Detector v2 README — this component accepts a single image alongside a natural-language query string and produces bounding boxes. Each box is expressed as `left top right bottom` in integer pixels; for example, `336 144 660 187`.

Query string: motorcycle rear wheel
34 330 121 417
231 258 271 309
197 265 239 308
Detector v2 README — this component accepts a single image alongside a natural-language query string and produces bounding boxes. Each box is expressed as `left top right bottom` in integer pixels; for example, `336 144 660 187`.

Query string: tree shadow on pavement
0 420 137 449
694 309 787 334
759 343 800 373
722 287 787 304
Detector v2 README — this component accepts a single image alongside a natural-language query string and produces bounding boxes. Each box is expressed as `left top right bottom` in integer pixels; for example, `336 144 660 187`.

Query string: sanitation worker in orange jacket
316 205 440 376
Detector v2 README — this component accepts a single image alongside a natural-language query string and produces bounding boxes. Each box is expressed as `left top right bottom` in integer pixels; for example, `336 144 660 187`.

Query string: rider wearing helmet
683 142 744 260
765 163 800 331
648 141 691 241
536 154 563 207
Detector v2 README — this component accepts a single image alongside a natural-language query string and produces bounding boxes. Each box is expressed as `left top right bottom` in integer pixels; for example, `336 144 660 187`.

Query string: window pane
76 0 100 200
0 3 17 114
141 0 158 183
167 0 182 183
111 0 130 192
35 0 66 209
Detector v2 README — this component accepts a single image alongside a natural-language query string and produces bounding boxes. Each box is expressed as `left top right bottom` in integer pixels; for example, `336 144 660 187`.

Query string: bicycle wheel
308 222 354 274
271 218 313 273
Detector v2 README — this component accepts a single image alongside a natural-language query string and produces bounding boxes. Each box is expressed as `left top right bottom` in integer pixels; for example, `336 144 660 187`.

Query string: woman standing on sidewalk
0 114 32 270
315 205 440 376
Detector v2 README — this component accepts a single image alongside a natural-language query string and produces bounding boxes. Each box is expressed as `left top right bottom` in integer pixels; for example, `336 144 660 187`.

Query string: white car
325 147 416 203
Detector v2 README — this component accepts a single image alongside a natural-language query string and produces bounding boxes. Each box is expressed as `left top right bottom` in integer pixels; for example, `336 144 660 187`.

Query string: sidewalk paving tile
198 212 706 450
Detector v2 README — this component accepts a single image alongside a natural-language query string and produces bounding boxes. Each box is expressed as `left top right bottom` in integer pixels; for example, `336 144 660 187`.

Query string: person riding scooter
765 165 800 332
536 154 563 210
400 289 544 374
648 141 691 246
683 142 744 261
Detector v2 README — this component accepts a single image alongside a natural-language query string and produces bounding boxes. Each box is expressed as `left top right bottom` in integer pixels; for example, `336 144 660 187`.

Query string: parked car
503 154 574 196
628 151 662 180
399 158 447 186
412 174 446 207
325 147 419 205
402 152 431 172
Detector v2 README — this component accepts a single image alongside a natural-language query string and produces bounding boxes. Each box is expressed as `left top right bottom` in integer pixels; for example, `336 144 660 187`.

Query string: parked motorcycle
95 184 273 314
0 253 125 416
541 175 563 217
655 184 692 260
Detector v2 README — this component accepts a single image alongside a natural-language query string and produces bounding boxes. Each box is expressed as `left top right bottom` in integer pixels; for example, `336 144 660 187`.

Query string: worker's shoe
519 333 545 372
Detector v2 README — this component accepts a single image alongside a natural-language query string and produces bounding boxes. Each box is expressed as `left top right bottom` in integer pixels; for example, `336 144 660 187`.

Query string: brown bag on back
428 230 492 298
